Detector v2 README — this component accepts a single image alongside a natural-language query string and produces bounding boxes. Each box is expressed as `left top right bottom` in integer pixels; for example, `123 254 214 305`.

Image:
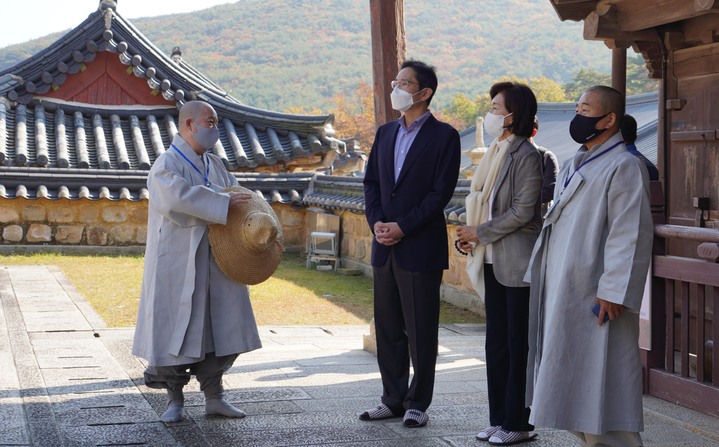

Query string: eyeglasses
391 79 418 89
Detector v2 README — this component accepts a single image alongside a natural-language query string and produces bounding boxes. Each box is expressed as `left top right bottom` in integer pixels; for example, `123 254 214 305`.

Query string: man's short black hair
401 59 438 105
489 81 538 138
620 114 637 144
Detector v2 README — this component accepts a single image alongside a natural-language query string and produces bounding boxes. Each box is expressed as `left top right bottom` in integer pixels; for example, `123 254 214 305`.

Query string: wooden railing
648 224 719 417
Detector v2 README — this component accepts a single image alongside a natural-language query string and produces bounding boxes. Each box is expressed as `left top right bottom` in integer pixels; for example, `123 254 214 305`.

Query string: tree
287 83 377 153
563 69 611 101
442 76 567 129
626 55 660 95
528 77 566 103
443 93 481 129
562 56 658 100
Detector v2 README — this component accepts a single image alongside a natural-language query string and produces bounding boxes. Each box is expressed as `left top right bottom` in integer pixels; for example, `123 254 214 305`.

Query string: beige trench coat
132 135 261 366
524 132 653 435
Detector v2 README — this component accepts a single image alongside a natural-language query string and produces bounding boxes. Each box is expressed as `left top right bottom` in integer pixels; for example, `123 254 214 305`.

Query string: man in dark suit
361 59 461 428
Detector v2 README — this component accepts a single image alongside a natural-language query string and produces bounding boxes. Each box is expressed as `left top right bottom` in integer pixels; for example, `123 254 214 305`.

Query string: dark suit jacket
363 114 461 272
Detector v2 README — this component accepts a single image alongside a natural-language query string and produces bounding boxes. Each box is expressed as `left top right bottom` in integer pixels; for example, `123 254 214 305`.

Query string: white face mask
484 111 512 138
390 87 419 112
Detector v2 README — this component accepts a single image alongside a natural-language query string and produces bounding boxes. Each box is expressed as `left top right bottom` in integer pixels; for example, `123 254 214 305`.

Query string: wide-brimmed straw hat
209 186 284 285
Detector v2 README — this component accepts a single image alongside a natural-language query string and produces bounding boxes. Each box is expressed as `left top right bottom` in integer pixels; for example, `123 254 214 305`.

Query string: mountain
0 0 611 112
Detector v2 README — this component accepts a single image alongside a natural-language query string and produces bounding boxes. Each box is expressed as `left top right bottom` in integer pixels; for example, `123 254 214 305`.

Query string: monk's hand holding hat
228 191 253 208
209 186 284 285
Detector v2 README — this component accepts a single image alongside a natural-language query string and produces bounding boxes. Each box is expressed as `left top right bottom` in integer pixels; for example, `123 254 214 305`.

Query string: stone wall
0 199 309 249
0 199 148 246
0 198 483 315
272 203 305 249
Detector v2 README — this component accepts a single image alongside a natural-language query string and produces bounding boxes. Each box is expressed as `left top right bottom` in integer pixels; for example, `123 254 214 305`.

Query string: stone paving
1 264 718 446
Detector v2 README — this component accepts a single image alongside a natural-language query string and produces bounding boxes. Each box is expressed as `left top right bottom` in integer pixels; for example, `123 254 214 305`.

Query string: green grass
1 252 483 327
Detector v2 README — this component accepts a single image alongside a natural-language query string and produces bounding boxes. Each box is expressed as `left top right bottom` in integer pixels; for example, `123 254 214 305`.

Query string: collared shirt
394 110 432 181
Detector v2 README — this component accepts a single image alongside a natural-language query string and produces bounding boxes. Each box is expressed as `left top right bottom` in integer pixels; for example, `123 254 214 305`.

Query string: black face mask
569 113 610 144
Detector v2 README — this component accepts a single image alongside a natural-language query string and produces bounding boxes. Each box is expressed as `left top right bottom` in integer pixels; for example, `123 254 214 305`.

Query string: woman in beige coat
456 82 543 445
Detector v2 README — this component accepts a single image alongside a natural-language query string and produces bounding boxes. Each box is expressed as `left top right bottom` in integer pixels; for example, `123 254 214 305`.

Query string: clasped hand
455 225 479 254
373 221 403 246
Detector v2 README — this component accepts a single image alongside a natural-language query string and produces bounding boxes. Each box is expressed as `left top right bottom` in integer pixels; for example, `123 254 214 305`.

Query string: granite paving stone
62 421 178 447
204 422 401 447
50 390 159 426
1 265 718 446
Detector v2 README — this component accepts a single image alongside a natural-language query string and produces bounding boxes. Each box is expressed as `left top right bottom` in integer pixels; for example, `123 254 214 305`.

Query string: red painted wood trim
43 52 173 106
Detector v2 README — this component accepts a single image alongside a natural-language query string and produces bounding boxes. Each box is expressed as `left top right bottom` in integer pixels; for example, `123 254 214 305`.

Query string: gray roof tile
0 2 364 196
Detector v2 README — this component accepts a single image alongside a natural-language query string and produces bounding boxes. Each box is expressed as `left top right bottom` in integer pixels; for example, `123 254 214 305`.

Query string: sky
0 0 235 49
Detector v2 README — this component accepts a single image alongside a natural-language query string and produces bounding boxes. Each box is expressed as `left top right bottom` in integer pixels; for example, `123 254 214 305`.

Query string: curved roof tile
0 2 362 174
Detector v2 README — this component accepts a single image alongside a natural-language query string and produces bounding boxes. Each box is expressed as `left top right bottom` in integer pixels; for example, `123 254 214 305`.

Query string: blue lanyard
563 141 623 189
171 144 210 187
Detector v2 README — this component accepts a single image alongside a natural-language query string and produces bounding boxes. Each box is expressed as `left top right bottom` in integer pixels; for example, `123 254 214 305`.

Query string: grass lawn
1 252 483 327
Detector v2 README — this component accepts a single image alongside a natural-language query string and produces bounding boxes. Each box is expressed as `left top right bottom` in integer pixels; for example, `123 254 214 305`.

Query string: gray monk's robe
132 135 261 367
524 132 653 435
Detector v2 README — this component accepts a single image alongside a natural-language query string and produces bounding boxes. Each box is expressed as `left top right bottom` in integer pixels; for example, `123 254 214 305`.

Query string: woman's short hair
489 82 538 138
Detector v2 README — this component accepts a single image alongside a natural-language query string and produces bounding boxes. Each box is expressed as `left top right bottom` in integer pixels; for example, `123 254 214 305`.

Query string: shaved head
179 100 215 131
585 85 624 117
178 100 218 154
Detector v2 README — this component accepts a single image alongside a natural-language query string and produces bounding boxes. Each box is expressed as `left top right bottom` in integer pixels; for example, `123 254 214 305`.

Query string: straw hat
209 186 284 285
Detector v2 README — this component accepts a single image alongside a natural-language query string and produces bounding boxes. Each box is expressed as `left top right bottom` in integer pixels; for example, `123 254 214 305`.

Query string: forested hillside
0 0 625 109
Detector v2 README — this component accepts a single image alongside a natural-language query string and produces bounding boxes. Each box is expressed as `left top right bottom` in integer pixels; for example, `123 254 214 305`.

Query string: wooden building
0 0 365 183
548 0 719 417
0 0 365 247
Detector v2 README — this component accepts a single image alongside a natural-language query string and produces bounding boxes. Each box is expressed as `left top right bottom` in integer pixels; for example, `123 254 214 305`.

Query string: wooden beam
550 0 598 22
680 14 719 45
620 0 719 32
584 5 660 42
664 31 689 51
654 255 719 287
604 40 632 49
649 369 719 418
369 0 405 129
695 0 719 12
673 41 719 78
655 224 719 243
612 47 627 97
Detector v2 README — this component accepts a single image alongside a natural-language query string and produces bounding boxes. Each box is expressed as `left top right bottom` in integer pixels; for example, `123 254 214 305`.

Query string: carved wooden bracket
697 242 719 262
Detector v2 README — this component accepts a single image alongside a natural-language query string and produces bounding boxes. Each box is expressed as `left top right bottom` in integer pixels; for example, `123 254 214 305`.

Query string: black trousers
484 264 533 431
373 249 443 413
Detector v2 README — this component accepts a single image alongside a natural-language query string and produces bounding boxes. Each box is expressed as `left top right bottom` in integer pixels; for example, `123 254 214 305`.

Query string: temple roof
460 92 659 167
0 0 363 182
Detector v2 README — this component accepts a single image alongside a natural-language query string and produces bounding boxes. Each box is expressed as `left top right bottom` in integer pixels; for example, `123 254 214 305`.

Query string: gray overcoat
476 137 543 286
524 132 653 435
132 135 262 367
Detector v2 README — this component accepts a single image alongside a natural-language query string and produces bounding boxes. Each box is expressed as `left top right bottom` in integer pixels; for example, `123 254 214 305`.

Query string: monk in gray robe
524 86 653 447
132 101 262 423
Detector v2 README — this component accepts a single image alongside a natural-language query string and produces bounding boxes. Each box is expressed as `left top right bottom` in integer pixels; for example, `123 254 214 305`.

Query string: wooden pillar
369 0 406 128
612 47 627 98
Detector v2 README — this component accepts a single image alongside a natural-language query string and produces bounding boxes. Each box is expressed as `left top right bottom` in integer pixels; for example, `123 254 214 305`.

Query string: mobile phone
592 303 610 323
